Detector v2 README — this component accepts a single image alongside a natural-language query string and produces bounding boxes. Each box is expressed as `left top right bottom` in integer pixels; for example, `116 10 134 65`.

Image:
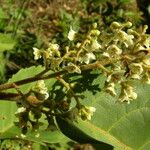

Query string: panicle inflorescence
33 21 150 108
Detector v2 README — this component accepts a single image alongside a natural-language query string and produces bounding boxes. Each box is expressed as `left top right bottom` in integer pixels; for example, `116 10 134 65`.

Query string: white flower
49 43 59 51
91 39 101 50
86 106 96 120
47 43 60 58
106 82 117 96
129 63 143 79
107 45 122 56
68 27 76 41
33 47 42 60
15 107 26 114
102 52 110 58
117 30 134 47
119 84 137 104
35 80 49 100
79 52 96 64
79 106 96 121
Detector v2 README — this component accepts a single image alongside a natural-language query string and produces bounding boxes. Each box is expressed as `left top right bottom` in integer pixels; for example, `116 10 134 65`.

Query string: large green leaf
56 116 113 149
77 84 150 150
78 81 150 150
57 71 150 150
0 66 66 144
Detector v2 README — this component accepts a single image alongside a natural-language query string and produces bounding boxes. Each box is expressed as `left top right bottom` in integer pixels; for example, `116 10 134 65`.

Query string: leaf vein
87 121 133 150
107 107 149 132
138 140 150 150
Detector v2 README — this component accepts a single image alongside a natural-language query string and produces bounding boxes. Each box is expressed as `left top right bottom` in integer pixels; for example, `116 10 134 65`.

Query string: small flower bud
110 22 121 30
124 22 132 28
93 22 98 29
143 25 148 34
91 29 100 36
64 62 81 74
79 106 96 121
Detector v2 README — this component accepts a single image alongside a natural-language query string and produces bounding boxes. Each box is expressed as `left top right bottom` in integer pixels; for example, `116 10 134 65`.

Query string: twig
0 58 120 92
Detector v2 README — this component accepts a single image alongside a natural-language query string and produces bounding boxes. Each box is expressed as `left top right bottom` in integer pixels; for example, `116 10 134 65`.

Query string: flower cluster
34 80 49 100
95 22 150 103
33 21 150 105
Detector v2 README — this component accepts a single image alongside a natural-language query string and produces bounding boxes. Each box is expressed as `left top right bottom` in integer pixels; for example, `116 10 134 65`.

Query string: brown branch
0 92 21 101
0 58 119 93
0 70 66 91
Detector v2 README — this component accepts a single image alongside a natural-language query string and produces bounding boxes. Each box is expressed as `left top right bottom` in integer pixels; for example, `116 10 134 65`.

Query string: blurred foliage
0 139 75 150
0 139 32 150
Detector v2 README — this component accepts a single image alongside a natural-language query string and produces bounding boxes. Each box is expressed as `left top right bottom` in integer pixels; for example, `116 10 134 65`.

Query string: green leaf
7 66 57 94
56 116 113 149
57 71 150 150
0 33 16 51
32 143 49 150
7 65 44 93
117 0 134 4
0 66 65 144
